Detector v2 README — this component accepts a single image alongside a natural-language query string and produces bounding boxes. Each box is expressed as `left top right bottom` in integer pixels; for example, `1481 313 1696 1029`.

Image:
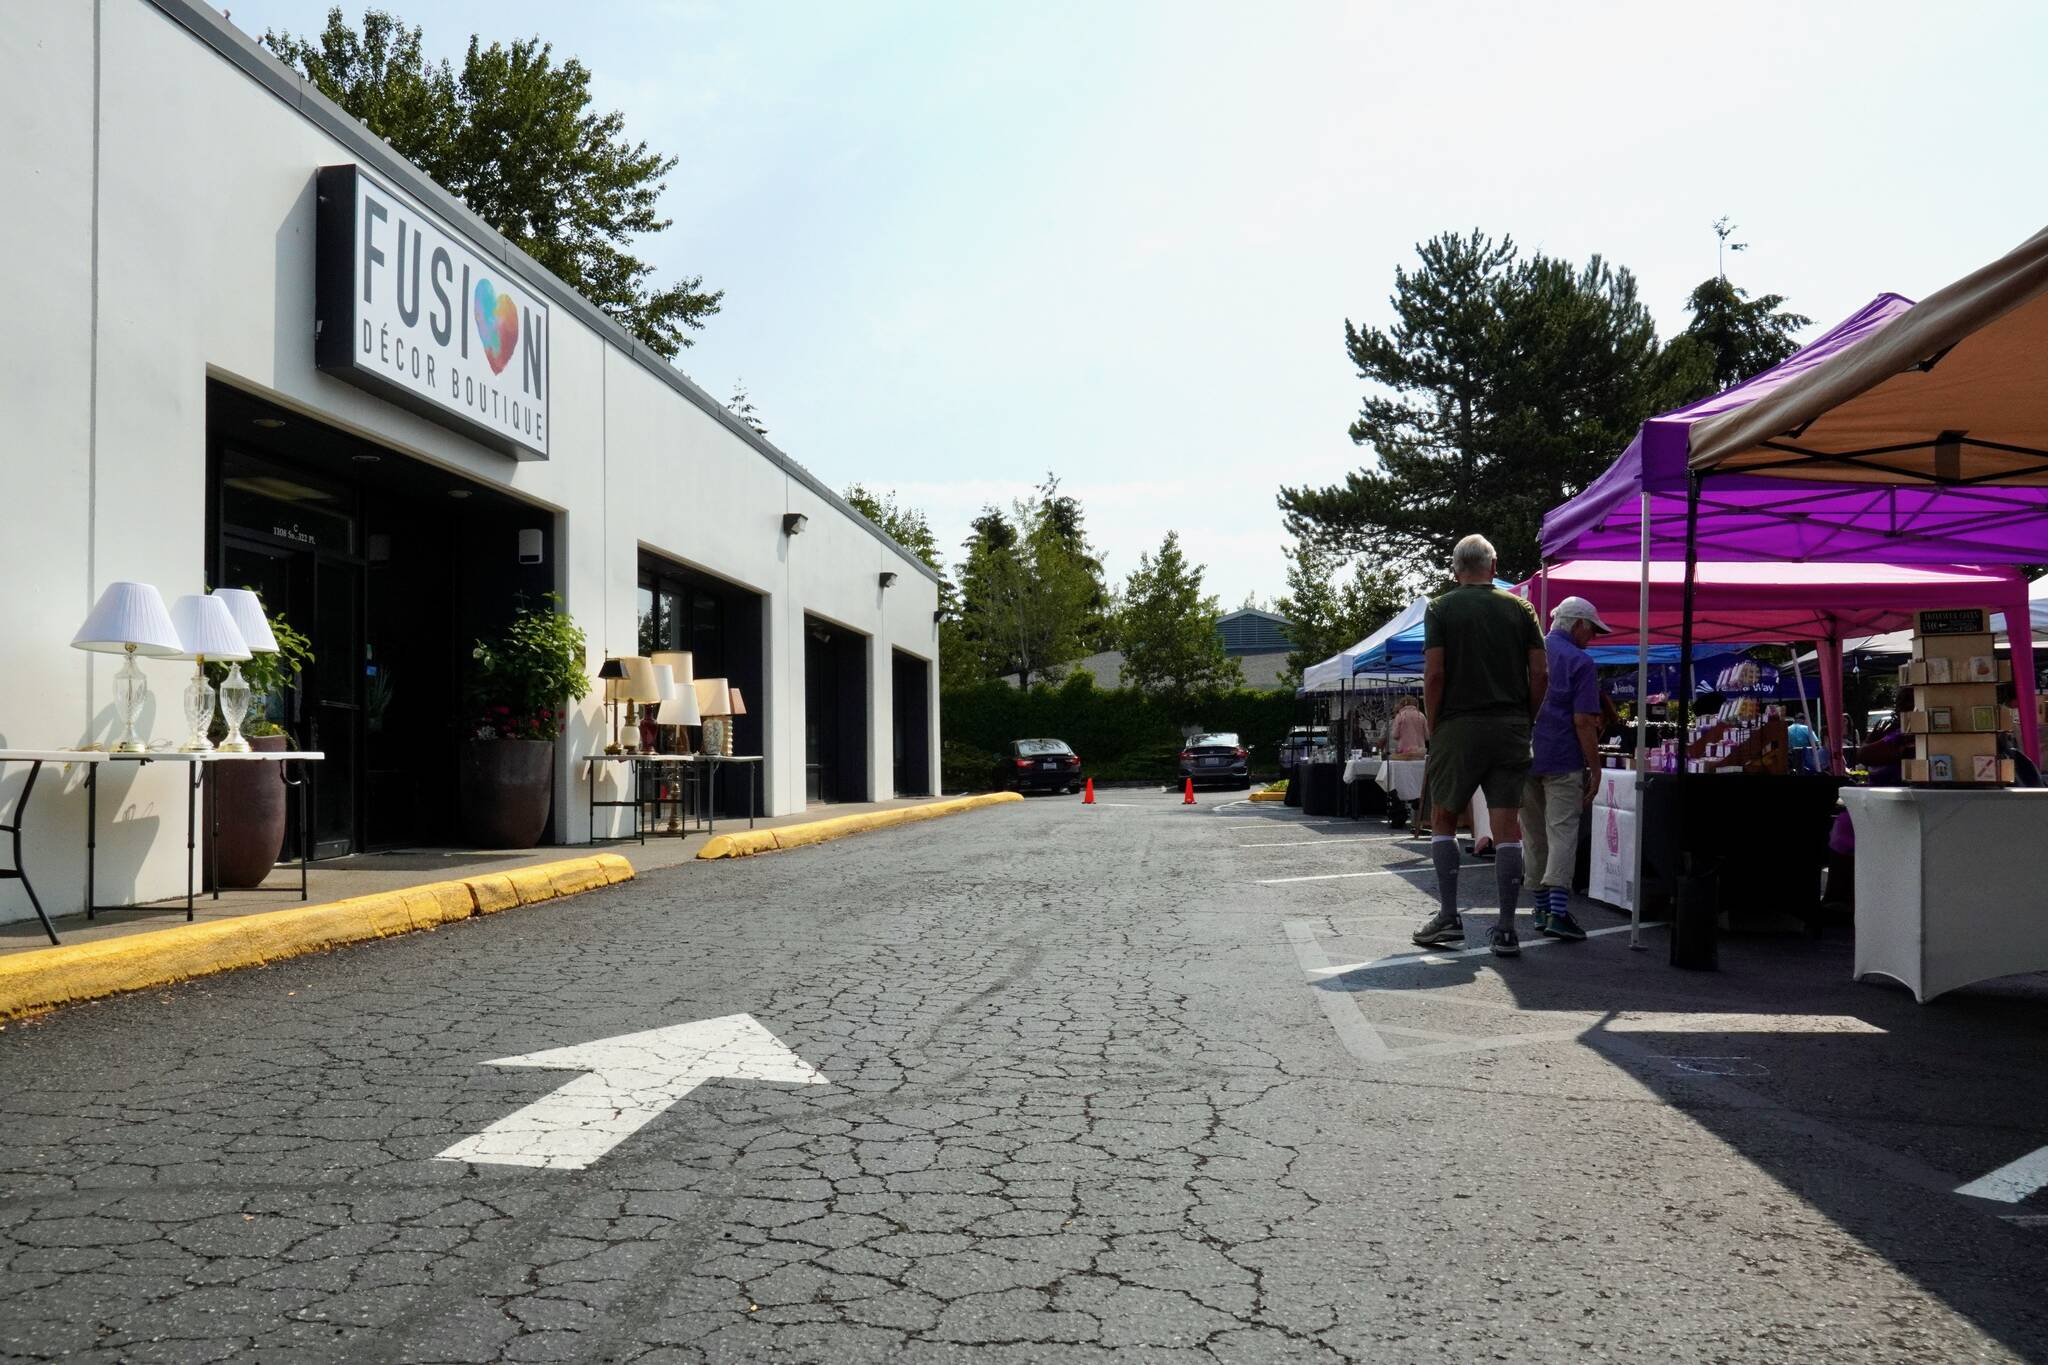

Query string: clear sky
230 0 2048 608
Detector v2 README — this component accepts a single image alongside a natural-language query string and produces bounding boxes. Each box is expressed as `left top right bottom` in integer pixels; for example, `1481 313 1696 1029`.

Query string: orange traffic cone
1082 778 1095 804
1182 778 1196 805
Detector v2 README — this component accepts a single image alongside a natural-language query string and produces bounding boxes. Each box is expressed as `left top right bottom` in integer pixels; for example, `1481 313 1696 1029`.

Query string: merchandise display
1899 607 2014 785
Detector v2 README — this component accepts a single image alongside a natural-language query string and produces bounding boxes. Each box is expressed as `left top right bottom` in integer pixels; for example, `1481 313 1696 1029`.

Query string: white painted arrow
1956 1144 2048 1203
436 1014 828 1170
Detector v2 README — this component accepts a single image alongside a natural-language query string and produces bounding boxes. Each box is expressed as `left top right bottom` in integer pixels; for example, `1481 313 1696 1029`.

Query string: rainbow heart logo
473 279 520 375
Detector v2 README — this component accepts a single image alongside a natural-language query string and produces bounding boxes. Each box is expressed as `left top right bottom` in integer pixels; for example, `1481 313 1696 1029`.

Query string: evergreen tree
1278 230 1683 581
1663 276 1812 401
265 7 722 357
1115 532 1242 702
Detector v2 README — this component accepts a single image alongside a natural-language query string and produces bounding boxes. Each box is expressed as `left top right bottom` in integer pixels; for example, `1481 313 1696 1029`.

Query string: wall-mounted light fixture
879 571 898 588
782 512 808 536
517 528 544 565
932 610 945 624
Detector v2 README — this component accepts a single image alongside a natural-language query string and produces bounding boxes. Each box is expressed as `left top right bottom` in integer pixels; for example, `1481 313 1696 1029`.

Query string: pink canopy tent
1515 560 2039 773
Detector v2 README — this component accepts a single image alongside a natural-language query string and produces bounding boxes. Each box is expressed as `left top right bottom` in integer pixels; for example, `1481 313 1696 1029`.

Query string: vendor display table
1298 761 1345 816
1376 759 1426 802
584 753 762 845
1637 772 1842 930
0 750 110 944
1844 787 2048 1002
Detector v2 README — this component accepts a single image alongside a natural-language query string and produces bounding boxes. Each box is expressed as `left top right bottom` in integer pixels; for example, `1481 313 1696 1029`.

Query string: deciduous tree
1114 532 1241 703
265 7 722 357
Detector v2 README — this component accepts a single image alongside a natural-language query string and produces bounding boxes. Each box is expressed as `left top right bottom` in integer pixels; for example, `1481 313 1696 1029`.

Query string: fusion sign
316 164 549 459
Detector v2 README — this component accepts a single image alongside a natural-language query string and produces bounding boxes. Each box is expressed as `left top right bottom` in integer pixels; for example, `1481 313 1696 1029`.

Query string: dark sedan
1000 738 1085 793
1179 732 1251 788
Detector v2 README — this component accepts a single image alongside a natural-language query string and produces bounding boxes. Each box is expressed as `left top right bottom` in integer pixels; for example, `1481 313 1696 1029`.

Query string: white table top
585 752 763 765
106 749 323 762
0 749 112 764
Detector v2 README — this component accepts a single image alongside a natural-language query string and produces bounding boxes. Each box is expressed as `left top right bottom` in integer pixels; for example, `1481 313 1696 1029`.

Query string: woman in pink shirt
1389 696 1431 836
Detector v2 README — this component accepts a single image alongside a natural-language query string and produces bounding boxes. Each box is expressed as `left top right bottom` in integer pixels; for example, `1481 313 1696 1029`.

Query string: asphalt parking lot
3 787 2047 1363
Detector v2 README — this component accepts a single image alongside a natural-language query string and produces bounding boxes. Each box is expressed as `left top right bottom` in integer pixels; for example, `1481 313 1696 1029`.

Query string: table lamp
70 581 183 753
657 663 702 739
597 658 627 753
166 593 251 752
210 588 278 753
620 657 659 751
694 677 731 757
725 686 747 756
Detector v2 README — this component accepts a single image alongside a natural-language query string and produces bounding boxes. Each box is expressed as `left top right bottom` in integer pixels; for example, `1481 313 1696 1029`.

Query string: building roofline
146 0 942 585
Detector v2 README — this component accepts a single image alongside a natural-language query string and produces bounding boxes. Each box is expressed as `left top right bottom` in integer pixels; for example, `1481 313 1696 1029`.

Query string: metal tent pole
1671 473 1714 969
1631 490 1651 950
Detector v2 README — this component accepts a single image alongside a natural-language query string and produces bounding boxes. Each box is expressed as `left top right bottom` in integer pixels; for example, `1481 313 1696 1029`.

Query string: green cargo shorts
1424 714 1533 813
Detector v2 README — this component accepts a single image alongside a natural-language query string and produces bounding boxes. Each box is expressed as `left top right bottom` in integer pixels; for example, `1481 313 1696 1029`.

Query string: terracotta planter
210 733 288 888
459 739 554 849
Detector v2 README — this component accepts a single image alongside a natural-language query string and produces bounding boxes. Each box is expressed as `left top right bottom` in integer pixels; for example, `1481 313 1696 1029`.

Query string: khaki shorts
1424 714 1532 813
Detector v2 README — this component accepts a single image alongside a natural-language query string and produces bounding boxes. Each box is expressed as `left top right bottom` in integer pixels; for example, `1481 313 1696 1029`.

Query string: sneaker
1545 907 1588 942
1411 910 1465 948
1531 889 1552 934
1489 924 1520 957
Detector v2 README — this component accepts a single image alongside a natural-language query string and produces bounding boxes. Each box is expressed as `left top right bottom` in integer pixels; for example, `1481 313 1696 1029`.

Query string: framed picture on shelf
1972 704 1997 732
1967 655 1997 682
1930 754 1955 782
1930 706 1952 732
1926 657 1953 684
1973 754 2000 783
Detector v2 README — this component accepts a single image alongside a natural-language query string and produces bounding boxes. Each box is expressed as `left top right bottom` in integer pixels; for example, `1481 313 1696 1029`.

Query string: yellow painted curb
1250 787 1287 802
0 853 634 1021
698 791 1024 860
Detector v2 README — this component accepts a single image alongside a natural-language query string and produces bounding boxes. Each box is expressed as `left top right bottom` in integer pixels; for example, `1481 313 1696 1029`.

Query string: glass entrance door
218 537 363 861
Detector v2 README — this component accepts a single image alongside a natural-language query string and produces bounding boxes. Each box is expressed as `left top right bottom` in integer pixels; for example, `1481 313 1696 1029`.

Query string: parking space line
1237 837 1397 848
1306 921 1644 971
1256 870 1403 885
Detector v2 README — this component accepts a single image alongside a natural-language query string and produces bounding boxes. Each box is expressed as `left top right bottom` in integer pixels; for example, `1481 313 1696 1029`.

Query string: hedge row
940 674 1298 787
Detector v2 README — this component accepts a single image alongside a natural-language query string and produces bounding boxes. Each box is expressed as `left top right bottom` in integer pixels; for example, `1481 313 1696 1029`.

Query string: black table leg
284 760 309 900
587 760 595 845
185 763 199 921
209 763 220 901
748 764 757 829
707 762 718 838
85 764 97 923
2 760 60 946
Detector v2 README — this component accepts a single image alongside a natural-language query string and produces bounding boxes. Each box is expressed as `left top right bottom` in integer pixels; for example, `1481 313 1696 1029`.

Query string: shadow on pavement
1330 913 2048 1356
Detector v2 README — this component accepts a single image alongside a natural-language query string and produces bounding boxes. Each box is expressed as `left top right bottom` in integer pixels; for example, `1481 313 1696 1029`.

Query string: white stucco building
0 1 942 923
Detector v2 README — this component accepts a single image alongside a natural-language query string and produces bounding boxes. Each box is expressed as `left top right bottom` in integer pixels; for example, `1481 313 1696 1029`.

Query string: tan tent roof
1688 225 2048 485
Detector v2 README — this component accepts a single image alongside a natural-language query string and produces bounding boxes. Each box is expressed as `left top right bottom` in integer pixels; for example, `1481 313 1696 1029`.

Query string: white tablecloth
1845 787 2048 1003
1375 758 1490 833
1375 759 1426 801
1342 757 1381 784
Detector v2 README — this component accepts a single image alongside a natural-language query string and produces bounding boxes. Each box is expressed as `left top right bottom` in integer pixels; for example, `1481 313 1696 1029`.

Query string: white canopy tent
1297 595 1428 694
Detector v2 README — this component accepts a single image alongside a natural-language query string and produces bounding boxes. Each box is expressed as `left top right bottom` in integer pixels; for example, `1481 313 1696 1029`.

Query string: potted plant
461 594 589 848
206 607 315 887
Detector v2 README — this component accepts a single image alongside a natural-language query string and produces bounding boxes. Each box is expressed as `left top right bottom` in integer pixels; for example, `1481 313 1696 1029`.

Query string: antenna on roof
1712 216 1749 280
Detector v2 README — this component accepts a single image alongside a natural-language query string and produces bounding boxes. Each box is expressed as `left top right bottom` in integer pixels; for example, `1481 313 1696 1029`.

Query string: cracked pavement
3 787 2048 1362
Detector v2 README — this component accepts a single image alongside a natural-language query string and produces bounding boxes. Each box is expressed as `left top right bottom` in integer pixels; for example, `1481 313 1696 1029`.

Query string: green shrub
942 674 1298 782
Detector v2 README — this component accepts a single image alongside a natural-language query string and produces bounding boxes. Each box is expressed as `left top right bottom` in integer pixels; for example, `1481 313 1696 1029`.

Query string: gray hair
1452 534 1497 577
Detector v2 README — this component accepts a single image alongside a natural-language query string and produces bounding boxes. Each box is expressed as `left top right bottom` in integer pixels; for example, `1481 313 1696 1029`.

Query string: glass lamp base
180 665 216 753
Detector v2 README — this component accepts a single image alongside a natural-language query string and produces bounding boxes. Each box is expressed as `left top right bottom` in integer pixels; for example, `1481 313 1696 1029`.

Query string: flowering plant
468 594 589 742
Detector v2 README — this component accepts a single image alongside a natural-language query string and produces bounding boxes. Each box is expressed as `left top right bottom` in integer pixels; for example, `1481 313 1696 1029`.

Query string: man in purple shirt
1525 596 1612 941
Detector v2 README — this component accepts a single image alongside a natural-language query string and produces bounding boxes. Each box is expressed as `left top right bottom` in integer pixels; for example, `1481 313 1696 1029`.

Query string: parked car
1179 732 1251 788
1276 726 1333 772
1000 738 1084 793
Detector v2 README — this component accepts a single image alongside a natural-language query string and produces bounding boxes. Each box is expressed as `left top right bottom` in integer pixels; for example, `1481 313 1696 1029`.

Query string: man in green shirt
1411 534 1548 957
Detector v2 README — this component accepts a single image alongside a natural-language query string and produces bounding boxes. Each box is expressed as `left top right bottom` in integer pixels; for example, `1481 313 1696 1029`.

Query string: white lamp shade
657 685 701 727
211 588 279 653
167 593 252 662
693 677 731 717
653 664 677 702
621 656 661 703
727 686 747 717
651 650 694 691
71 581 182 656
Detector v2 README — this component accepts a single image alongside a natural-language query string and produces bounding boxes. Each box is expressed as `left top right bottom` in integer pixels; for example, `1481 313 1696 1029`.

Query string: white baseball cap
1550 595 1614 634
